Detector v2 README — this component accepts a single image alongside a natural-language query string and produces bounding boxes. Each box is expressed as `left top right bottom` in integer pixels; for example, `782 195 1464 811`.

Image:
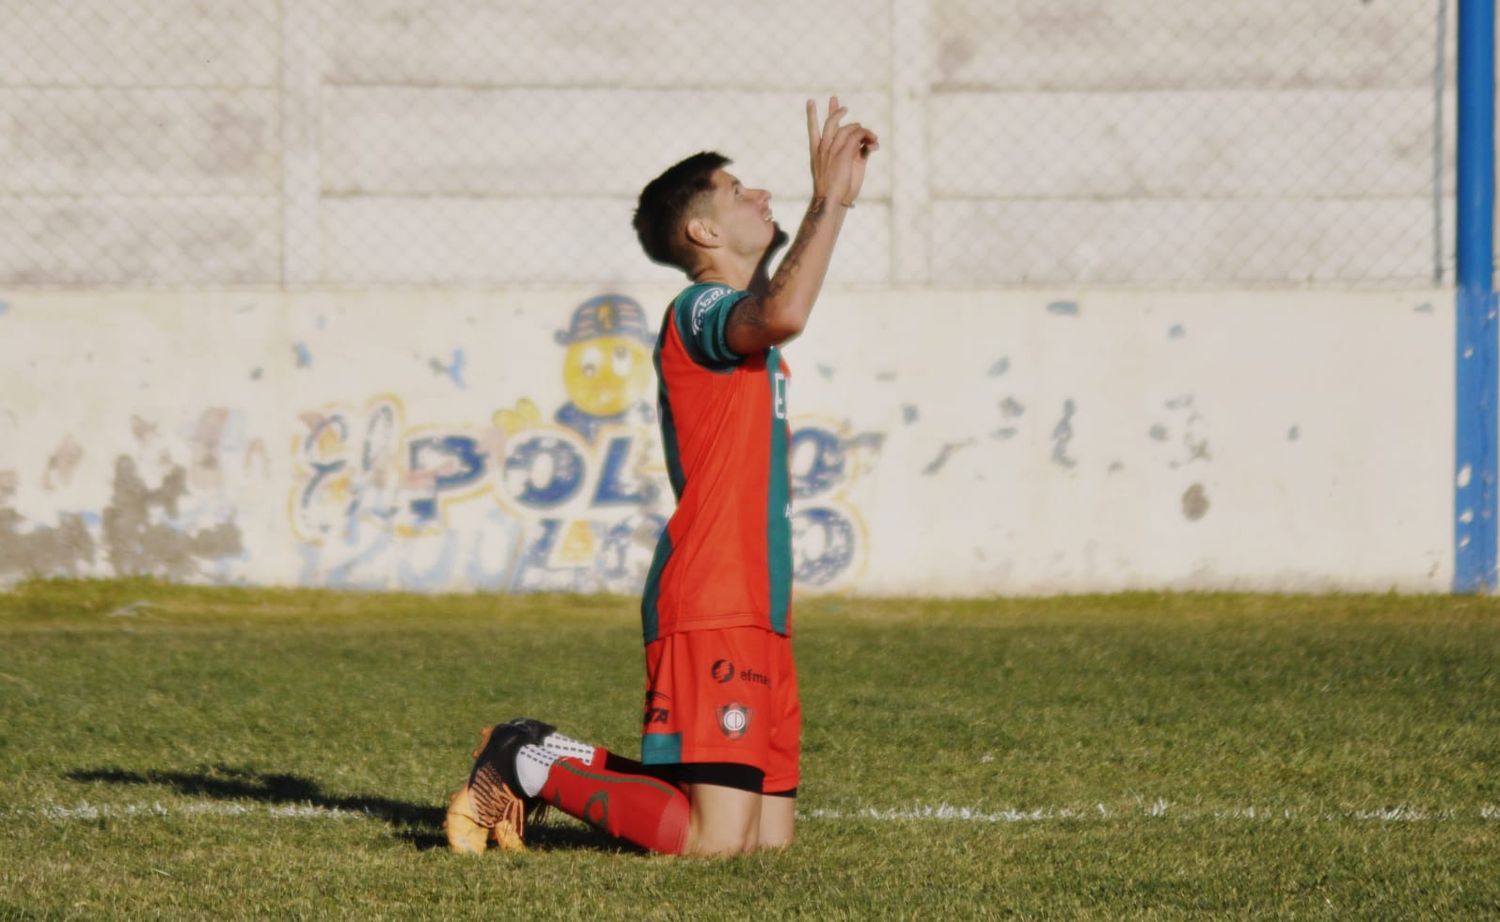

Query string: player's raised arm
728 96 879 355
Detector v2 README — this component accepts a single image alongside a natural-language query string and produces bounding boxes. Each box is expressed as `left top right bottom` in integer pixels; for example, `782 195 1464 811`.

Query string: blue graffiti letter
504 436 586 509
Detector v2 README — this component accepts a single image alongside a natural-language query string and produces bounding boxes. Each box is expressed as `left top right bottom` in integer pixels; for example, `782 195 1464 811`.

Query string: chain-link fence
0 0 1456 289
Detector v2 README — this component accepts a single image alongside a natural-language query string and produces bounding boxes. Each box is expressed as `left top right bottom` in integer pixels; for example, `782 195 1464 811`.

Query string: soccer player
445 96 878 858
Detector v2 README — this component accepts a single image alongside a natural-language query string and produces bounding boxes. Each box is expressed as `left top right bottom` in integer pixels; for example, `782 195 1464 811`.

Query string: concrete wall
0 0 1453 288
0 288 1452 594
0 2 1459 594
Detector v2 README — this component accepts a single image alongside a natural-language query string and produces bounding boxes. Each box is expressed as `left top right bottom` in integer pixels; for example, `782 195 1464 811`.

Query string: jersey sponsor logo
737 667 770 687
643 689 672 725
690 286 730 334
718 702 751 739
773 370 788 419
709 659 771 687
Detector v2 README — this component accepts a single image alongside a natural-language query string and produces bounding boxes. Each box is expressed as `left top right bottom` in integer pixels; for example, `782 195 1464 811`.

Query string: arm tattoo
730 197 827 336
728 293 768 330
766 197 826 299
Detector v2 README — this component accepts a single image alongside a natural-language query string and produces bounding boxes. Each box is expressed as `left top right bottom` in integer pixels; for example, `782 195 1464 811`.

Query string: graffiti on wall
292 294 883 593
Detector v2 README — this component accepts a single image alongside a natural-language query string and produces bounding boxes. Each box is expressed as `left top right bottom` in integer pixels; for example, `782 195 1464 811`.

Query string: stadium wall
2 1 1449 289
1 1 1458 594
0 288 1451 595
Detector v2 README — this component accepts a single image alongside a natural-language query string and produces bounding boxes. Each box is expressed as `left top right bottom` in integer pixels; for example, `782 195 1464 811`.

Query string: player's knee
684 816 760 857
683 830 756 857
758 825 794 850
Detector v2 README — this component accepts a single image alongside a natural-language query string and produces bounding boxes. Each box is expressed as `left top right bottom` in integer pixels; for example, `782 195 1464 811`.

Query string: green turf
1 579 1497 919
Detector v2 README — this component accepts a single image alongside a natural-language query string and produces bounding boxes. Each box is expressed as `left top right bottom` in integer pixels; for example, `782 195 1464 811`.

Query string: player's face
709 170 775 256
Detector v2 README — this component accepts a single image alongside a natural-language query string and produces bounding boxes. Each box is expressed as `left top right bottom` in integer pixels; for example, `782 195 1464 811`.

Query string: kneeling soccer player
445 95 878 857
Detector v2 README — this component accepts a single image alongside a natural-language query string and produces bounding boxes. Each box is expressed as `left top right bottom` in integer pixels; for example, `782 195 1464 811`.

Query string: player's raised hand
806 95 879 206
846 116 880 205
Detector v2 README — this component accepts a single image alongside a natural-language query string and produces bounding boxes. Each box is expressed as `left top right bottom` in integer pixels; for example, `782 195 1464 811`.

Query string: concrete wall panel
319 198 891 286
324 0 891 88
1 0 279 87
930 90 1441 198
0 0 1449 288
0 199 280 286
929 198 1434 285
322 88 892 199
932 0 1446 90
1 89 280 196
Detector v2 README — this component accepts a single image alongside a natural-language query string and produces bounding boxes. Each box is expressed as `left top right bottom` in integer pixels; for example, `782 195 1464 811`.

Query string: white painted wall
0 288 1452 594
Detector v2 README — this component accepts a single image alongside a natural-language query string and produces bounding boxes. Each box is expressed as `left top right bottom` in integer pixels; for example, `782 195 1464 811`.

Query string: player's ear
684 216 720 250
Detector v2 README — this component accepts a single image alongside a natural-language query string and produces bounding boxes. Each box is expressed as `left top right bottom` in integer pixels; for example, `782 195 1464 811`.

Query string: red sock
539 757 689 855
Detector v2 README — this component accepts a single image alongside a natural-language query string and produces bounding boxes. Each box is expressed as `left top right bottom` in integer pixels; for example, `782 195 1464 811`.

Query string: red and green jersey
642 282 793 643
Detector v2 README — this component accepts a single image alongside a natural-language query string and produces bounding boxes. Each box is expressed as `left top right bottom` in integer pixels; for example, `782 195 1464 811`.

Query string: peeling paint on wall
131 415 158 443
429 349 466 389
102 457 243 578
43 436 84 491
0 506 94 579
1050 400 1078 469
1 399 261 583
923 439 975 476
1156 396 1212 467
1 451 243 581
1182 483 1210 521
189 408 231 491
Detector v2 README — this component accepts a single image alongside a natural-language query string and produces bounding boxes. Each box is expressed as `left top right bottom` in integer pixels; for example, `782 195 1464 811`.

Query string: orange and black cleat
444 718 555 854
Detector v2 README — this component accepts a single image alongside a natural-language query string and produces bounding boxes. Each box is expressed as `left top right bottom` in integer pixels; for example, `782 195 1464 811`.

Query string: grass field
1 580 1497 919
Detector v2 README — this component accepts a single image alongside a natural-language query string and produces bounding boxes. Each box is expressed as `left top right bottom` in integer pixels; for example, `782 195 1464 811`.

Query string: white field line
804 801 1500 823
7 801 367 821
3 800 1498 824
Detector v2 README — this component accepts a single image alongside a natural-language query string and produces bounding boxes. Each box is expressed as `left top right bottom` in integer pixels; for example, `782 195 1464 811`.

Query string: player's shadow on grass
65 765 637 854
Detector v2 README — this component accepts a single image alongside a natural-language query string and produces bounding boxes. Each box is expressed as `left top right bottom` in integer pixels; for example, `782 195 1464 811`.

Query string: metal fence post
1454 0 1497 591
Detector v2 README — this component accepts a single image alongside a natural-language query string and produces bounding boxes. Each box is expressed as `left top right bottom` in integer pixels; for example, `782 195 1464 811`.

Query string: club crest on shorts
718 702 750 739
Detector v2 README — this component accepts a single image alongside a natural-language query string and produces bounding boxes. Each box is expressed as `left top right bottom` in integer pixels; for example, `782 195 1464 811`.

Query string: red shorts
640 626 801 794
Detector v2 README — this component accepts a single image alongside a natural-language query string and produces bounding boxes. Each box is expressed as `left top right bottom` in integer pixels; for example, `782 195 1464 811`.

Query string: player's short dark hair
633 151 730 272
